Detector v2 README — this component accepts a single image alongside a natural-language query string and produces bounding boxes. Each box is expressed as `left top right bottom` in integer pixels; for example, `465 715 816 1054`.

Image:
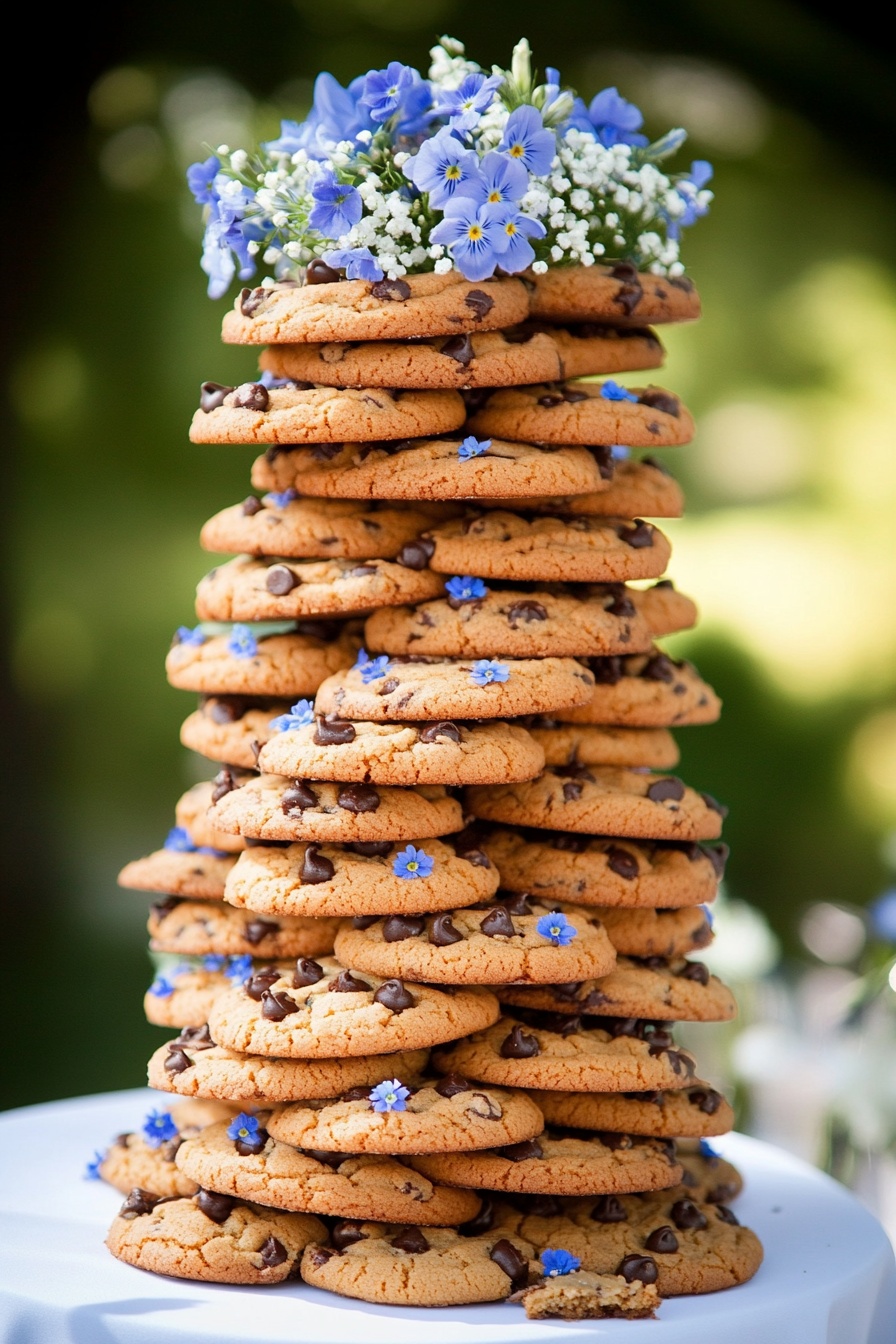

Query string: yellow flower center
487 190 502 202
509 143 525 158
505 221 517 236
467 224 483 241
445 164 461 180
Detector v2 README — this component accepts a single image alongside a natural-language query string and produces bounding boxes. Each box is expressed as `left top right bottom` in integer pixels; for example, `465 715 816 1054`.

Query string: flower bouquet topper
189 37 712 296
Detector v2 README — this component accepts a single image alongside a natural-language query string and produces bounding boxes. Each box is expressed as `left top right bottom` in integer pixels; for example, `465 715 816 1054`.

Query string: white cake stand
1 1087 893 1344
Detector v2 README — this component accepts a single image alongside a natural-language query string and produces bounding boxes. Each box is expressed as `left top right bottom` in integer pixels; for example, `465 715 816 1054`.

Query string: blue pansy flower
264 488 297 509
353 648 391 684
498 106 556 176
490 205 546 274
309 171 363 239
226 954 255 983
404 128 483 208
361 62 417 123
536 911 578 946
203 954 227 972
611 444 631 460
476 151 529 207
393 845 435 880
870 889 896 942
164 826 196 853
262 120 312 155
293 73 377 158
187 155 221 206
430 72 503 132
269 698 316 733
445 575 488 603
431 196 510 280
227 1112 261 1142
541 1248 581 1277
84 1150 105 1180
470 659 510 686
699 1139 719 1159
368 1079 411 1113
322 247 384 282
600 380 638 402
586 87 649 147
148 976 175 998
668 160 713 239
175 625 206 647
142 1109 179 1148
228 624 258 659
199 178 258 299
457 435 491 461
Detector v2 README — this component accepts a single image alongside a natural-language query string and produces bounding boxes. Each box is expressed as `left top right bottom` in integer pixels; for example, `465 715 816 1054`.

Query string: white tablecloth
0 1088 893 1343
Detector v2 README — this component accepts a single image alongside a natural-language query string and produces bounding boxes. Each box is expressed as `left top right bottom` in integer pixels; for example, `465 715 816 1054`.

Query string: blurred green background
4 1 896 1112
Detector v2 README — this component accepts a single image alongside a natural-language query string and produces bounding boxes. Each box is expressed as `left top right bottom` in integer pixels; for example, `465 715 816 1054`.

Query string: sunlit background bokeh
4 0 896 1241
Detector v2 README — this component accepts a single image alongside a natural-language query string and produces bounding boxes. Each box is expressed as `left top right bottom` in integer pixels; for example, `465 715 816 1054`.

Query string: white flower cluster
339 176 440 280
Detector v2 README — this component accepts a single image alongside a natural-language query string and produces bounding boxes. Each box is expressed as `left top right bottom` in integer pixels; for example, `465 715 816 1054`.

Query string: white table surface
0 1087 893 1344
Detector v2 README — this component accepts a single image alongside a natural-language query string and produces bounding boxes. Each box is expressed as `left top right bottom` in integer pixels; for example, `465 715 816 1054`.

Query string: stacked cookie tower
108 263 761 1312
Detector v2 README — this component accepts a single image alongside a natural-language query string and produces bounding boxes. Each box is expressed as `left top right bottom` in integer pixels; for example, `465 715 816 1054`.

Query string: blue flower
226 1112 261 1143
477 151 529 207
164 826 196 853
536 911 578 947
258 370 293 389
431 196 509 281
393 845 435 880
470 659 510 686
264 488 297 508
262 120 307 155
586 87 648 148
187 155 221 206
302 73 377 155
611 444 631 460
175 625 206 647
430 72 503 132
600 380 638 403
490 205 546 274
353 648 391 684
869 890 896 943
228 624 258 659
147 976 175 998
199 179 258 299
701 903 715 929
445 575 488 603
368 1079 411 1113
309 171 363 239
668 160 713 239
361 62 417 124
226 954 255 983
269 698 316 733
84 1150 105 1180
699 1139 719 1159
142 1109 179 1148
457 436 491 461
322 247 384 282
403 128 483 208
202 954 227 972
541 1248 581 1277
498 106 556 176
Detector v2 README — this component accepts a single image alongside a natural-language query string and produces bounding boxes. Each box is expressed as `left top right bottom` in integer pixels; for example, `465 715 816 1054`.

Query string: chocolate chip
266 564 298 595
259 1235 288 1267
395 536 435 570
293 957 324 987
371 277 411 301
561 385 588 402
232 382 269 411
689 1087 723 1115
670 1199 707 1230
464 289 494 320
605 592 636 618
377 678 399 695
329 970 371 993
245 968 282 1000
610 262 643 317
200 381 233 413
590 1194 628 1223
466 1092 503 1120
617 1252 658 1284
644 1225 679 1253
239 286 269 315
282 781 319 816
489 1238 529 1289
352 915 379 930
244 917 280 946
383 914 426 941
373 978 415 1012
677 960 710 985
305 258 341 284
429 913 464 945
638 389 680 418
295 619 341 641
435 1073 470 1097
459 1197 495 1236
261 990 299 1021
507 599 547 626
604 844 639 879
164 1046 193 1074
440 333 474 365
391 1226 429 1253
347 840 393 857
119 1188 163 1219
715 1205 740 1225
331 1219 368 1249
704 842 729 877
499 1138 543 1162
618 520 654 549
342 1085 373 1102
562 780 583 802
498 891 531 916
700 791 728 817
537 392 564 407
308 1247 335 1267
151 895 182 920
451 830 491 867
418 720 462 743
337 782 380 813
306 1149 345 1169
196 1188 235 1223
646 776 685 803
313 715 356 745
642 653 676 682
300 844 335 884
480 907 516 938
590 656 624 685
500 1024 540 1058
241 496 265 516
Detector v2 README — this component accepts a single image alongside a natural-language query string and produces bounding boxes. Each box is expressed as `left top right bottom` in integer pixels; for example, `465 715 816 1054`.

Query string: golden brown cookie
144 962 289 1030
180 696 288 768
525 263 701 326
97 1127 198 1198
175 780 247 854
200 496 456 559
526 722 679 770
499 955 736 1022
505 455 685 520
118 845 236 901
166 622 362 699
147 896 339 961
515 1268 660 1319
530 1082 735 1139
593 905 714 958
467 381 693 448
556 650 721 727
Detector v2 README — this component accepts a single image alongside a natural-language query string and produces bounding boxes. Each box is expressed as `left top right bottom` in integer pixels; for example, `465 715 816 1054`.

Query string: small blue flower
430 196 508 282
445 575 488 603
541 1248 581 1277
84 1150 105 1180
227 1112 261 1142
457 435 491 461
269 698 315 733
309 171 363 240
869 890 896 943
610 444 631 460
368 1079 411 1113
470 659 510 687
668 160 714 239
322 247 384 282
361 62 418 124
148 976 175 998
498 106 556 176
142 1109 179 1148
187 155 221 206
258 370 293 389
175 625 206 647
393 845 435 880
203 954 227 972
164 826 196 853
353 648 391 684
536 911 578 947
404 128 483 208
490 204 546 275
477 151 529 207
264 488 297 509
600 380 639 403
586 87 649 148
226 954 255 983
228 624 258 659
262 120 306 154
699 1139 719 1159
430 72 503 132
